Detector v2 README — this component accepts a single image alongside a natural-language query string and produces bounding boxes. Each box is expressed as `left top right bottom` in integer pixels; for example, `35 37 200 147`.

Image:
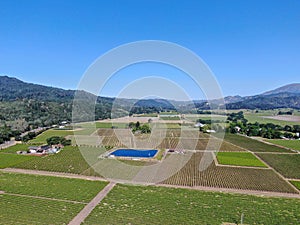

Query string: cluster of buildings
17 144 63 156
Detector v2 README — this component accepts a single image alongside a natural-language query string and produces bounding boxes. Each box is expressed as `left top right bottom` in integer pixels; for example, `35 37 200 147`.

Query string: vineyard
223 134 291 152
0 172 108 225
161 152 297 193
12 146 104 176
96 128 245 151
83 184 300 225
256 153 300 179
2 126 299 196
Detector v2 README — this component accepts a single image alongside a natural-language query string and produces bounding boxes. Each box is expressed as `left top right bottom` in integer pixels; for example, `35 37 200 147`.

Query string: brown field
262 115 300 122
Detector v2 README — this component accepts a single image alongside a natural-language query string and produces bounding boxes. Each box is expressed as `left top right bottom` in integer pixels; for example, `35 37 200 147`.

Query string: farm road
68 181 116 225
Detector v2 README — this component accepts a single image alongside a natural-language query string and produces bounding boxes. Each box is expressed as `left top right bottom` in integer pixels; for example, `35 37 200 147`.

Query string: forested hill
0 76 176 128
225 92 300 110
0 76 75 101
1 75 300 126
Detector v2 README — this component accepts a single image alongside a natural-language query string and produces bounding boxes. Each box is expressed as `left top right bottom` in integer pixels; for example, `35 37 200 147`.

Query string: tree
46 136 71 146
46 136 61 145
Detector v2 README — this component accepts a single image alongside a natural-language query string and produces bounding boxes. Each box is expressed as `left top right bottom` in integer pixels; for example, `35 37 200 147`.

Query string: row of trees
129 121 151 134
227 111 300 139
46 136 71 146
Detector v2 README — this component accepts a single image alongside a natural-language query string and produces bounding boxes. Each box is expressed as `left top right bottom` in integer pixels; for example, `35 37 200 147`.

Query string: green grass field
0 194 83 225
290 181 300 190
29 129 74 144
160 116 181 120
134 113 158 117
266 139 300 151
216 152 267 167
159 111 178 115
13 146 106 176
0 144 30 153
256 153 300 179
0 172 108 202
96 122 129 128
83 184 300 225
0 153 34 169
224 134 290 152
0 172 108 224
244 113 300 126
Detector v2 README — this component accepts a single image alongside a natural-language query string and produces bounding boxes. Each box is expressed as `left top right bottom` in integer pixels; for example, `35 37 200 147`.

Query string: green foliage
29 129 73 144
227 111 299 139
224 134 290 152
132 121 151 134
13 146 105 176
256 153 300 179
0 153 34 169
95 122 129 129
84 184 300 225
217 152 267 167
0 172 108 202
160 116 181 120
0 194 83 225
46 136 71 146
290 181 300 190
266 139 300 151
0 144 30 154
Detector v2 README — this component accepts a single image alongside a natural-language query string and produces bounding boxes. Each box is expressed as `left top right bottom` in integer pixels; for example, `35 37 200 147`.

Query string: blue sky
0 0 299 99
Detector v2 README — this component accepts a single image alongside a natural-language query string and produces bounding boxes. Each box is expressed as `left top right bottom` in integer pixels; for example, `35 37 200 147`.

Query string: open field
216 152 267 167
224 134 291 152
29 129 74 144
185 114 227 122
0 172 108 202
266 139 300 151
83 184 300 225
256 153 300 179
0 143 30 153
244 112 300 126
134 113 158 117
0 194 83 225
96 122 129 129
160 116 181 120
161 152 296 193
0 153 34 169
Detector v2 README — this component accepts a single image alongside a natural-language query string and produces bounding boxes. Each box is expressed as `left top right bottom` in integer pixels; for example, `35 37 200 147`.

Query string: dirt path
2 192 86 204
0 168 107 182
0 140 16 150
157 183 300 199
68 182 116 225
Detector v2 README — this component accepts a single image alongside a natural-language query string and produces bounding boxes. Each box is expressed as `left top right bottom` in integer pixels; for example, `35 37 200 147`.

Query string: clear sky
0 0 299 100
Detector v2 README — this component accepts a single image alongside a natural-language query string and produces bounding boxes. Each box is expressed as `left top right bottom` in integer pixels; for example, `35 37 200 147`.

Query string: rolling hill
0 75 300 125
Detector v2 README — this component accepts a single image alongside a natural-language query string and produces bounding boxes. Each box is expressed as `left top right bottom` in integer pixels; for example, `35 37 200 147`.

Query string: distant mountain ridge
0 75 75 101
0 75 300 111
262 83 300 95
224 83 300 109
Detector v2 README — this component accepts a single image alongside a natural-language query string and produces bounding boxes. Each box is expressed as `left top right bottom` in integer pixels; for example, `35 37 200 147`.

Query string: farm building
17 145 62 155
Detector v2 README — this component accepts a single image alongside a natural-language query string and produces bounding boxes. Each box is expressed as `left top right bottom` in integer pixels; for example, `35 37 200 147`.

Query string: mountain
224 84 300 110
1 75 300 123
0 76 75 101
0 76 178 126
262 83 300 95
